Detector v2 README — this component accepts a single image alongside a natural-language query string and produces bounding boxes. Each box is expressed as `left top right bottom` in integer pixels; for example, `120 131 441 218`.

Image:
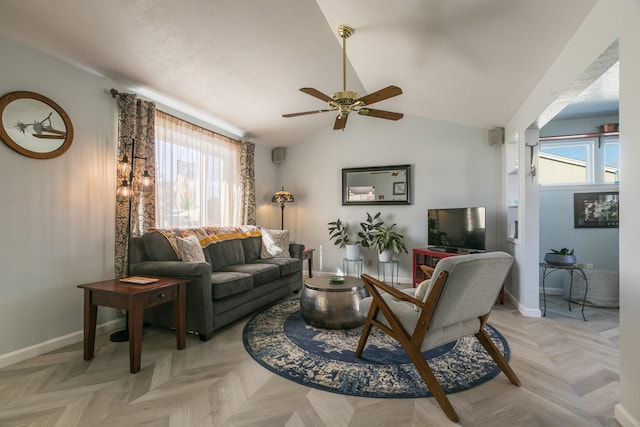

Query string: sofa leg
199 332 214 342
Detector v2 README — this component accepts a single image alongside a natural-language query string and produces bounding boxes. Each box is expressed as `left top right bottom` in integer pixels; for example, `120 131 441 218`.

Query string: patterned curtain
240 141 256 225
115 94 156 277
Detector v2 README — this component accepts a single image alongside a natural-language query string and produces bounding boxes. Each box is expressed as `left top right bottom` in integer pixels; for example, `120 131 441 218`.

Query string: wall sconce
525 142 538 181
271 187 295 230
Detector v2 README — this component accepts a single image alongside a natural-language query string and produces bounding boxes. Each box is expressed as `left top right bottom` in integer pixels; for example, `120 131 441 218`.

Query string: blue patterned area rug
242 298 510 398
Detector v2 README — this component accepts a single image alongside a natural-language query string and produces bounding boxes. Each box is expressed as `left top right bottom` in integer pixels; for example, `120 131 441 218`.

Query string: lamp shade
271 187 295 205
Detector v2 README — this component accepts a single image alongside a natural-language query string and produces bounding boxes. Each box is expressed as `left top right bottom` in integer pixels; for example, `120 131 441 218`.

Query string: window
603 138 620 183
539 136 619 185
154 111 242 228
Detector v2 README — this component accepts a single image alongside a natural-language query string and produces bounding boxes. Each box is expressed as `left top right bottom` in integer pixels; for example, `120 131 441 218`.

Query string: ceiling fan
283 25 404 131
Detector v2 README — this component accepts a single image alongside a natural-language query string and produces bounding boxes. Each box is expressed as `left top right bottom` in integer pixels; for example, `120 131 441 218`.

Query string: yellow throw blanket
149 226 262 259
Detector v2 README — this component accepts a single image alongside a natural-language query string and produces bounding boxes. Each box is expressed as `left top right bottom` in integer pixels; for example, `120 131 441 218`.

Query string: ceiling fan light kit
283 24 403 131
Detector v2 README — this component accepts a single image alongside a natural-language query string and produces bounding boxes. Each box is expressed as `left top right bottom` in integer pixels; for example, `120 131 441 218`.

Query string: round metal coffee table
300 276 369 329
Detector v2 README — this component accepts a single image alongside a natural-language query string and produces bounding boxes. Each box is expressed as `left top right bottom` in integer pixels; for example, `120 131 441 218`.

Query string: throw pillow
413 279 433 311
260 229 290 259
176 234 205 262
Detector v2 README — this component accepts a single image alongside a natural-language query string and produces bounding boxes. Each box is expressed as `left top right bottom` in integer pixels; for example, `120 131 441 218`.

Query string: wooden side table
302 248 315 278
78 276 188 373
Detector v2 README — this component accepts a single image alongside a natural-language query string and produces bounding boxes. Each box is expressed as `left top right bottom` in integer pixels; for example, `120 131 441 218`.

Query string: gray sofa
129 229 304 341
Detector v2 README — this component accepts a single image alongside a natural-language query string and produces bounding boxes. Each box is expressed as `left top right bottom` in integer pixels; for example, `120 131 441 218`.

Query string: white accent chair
356 251 520 422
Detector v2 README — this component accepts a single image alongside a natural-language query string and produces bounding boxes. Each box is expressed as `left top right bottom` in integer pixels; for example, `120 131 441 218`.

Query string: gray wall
276 114 500 281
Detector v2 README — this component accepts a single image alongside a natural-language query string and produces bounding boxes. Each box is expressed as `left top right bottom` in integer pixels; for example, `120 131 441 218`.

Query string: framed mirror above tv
342 165 411 205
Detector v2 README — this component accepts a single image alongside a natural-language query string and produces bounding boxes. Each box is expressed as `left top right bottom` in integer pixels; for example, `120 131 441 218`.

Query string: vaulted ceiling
0 0 610 147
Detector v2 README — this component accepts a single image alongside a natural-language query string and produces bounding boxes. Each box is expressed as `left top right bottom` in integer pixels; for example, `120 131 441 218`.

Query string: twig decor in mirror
342 165 411 205
0 91 74 159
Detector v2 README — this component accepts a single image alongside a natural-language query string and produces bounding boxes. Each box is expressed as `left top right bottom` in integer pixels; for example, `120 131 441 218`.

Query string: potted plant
369 223 408 262
327 218 362 260
328 212 383 260
357 212 383 249
544 248 576 266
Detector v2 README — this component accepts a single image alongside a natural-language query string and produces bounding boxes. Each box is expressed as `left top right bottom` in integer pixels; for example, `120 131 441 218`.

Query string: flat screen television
428 207 486 252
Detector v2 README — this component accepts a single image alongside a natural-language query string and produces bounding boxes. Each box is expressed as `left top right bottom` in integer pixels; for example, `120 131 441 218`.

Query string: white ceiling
0 0 614 148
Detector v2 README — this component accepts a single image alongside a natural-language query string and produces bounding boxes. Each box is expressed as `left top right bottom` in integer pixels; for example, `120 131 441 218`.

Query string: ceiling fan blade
355 85 403 106
300 87 333 103
283 109 333 118
333 114 348 130
358 108 404 121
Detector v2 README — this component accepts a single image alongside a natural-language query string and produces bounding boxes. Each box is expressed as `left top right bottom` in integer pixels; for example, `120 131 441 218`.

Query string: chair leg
475 328 521 386
405 346 459 422
355 319 373 357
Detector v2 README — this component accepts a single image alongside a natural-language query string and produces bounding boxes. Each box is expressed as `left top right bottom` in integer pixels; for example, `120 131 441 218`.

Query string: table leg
541 267 547 317
175 283 186 350
568 271 574 312
83 290 97 361
128 296 144 373
578 268 588 321
394 261 398 287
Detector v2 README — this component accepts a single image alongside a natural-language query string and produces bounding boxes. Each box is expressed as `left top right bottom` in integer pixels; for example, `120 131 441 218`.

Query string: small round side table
300 276 369 329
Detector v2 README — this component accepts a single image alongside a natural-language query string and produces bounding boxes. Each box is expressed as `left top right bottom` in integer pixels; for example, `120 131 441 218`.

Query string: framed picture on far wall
574 192 619 228
393 181 406 195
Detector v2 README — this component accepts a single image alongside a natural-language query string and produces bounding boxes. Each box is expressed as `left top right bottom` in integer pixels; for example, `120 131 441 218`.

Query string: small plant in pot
369 223 408 262
544 248 576 266
328 213 382 260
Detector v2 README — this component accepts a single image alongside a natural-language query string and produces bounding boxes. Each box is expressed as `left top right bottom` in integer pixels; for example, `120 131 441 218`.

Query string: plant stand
539 262 589 321
342 258 362 277
377 260 399 287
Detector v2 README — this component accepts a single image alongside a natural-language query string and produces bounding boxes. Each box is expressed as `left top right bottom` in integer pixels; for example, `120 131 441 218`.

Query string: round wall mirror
0 91 74 159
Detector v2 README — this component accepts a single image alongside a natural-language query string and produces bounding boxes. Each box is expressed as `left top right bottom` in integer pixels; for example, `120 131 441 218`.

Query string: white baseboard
505 288 542 318
616 404 640 427
0 318 124 369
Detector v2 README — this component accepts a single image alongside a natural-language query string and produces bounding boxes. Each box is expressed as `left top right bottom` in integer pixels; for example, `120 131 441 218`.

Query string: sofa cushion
221 263 280 286
260 229 290 258
242 236 262 263
250 257 301 277
206 238 246 271
143 231 180 261
210 271 253 299
176 234 205 262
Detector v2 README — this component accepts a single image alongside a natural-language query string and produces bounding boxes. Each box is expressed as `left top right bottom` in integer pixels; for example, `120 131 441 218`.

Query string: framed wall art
393 181 406 195
574 191 619 228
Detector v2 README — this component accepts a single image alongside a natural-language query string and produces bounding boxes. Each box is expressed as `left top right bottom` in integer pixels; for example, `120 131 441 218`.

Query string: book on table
119 276 159 285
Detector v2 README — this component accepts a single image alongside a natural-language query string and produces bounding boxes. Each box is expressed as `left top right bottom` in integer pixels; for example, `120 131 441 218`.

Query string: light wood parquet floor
0 288 620 427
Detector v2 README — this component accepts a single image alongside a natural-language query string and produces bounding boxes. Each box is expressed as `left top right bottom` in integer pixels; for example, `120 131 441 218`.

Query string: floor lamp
111 138 152 342
271 187 295 230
